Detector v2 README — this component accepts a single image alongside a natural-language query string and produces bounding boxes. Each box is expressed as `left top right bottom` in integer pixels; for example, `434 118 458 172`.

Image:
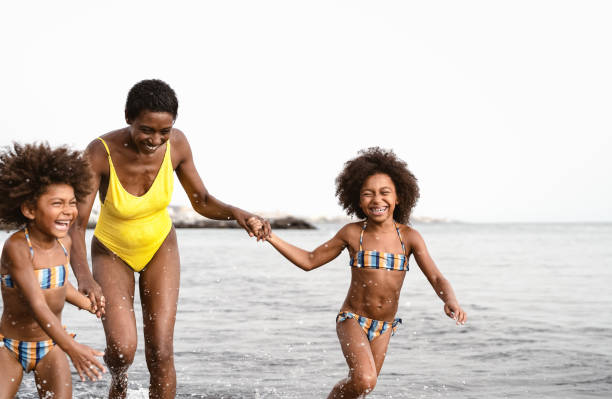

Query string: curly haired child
262 147 467 398
0 143 106 398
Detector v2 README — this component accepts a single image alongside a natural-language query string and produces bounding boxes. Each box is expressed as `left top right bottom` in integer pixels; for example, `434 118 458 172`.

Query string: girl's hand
78 277 104 317
444 301 467 325
66 341 106 382
87 295 106 318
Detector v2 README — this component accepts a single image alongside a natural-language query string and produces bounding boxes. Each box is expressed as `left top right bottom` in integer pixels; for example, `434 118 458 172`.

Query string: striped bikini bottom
336 311 402 342
0 329 75 372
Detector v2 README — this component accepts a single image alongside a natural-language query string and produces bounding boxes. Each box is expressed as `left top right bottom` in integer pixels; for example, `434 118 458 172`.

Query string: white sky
1 1 610 223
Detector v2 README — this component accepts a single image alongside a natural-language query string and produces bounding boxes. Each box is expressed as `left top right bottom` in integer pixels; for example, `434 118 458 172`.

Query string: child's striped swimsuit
0 228 73 372
338 221 407 341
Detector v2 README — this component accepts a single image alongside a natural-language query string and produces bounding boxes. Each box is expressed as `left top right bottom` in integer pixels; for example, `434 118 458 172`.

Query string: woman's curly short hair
0 142 93 228
335 147 419 224
125 79 179 122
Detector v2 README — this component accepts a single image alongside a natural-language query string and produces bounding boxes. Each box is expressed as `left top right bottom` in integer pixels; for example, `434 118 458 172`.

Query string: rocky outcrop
172 216 315 229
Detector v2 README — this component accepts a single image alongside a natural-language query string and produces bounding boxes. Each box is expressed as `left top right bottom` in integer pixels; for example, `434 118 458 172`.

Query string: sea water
1 223 611 398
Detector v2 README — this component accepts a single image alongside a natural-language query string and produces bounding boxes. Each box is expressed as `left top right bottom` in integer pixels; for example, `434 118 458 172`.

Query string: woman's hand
66 341 106 382
444 300 467 325
246 215 270 241
233 209 271 240
78 277 105 318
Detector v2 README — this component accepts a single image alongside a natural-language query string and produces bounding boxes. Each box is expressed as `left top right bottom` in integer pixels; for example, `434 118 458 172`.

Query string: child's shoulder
396 223 423 242
1 230 29 263
340 220 365 232
336 221 366 239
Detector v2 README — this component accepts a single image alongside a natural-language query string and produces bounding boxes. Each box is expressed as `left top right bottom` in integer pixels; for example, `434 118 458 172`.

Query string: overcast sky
1 1 610 222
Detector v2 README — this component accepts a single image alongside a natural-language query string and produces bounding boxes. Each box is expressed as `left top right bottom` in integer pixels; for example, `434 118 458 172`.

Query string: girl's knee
351 372 377 395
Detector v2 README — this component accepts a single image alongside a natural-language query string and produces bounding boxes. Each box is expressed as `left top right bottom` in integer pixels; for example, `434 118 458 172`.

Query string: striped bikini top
349 221 409 271
0 228 69 289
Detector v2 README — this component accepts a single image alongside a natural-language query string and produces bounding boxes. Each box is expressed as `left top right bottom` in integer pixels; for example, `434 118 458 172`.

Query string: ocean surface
1 223 611 398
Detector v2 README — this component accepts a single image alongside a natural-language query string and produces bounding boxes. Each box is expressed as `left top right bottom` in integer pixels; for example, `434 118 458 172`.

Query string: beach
2 222 611 398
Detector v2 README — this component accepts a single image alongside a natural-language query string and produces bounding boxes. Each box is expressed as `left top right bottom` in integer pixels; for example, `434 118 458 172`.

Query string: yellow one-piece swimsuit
93 138 174 272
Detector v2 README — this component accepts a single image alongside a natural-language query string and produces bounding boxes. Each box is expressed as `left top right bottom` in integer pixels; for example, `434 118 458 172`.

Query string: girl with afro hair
262 147 466 398
0 143 106 398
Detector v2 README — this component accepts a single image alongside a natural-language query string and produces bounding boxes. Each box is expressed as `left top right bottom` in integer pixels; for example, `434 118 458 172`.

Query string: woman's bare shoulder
85 129 125 171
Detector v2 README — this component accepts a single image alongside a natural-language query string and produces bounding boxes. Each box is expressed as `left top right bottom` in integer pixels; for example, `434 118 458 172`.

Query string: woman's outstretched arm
68 139 106 316
172 129 270 239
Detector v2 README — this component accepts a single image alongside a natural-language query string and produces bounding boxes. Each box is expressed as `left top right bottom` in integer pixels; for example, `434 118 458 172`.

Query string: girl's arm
65 281 104 317
172 129 270 239
407 228 467 324
266 225 350 271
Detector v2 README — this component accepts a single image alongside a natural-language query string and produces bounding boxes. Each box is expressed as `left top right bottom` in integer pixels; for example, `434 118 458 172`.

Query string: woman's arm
172 129 270 238
68 140 105 315
3 239 106 380
266 225 349 271
407 228 467 324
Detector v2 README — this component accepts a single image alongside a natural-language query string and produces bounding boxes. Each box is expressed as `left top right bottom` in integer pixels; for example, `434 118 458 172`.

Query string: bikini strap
359 220 367 251
23 227 34 259
24 227 70 262
57 239 69 261
97 137 111 157
394 222 407 255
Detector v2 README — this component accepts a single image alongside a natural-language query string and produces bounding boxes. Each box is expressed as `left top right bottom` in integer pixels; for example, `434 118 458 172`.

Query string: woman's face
128 110 174 154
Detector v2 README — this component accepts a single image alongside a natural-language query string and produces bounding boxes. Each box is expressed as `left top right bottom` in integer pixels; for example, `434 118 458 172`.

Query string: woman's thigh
92 237 137 352
139 228 181 349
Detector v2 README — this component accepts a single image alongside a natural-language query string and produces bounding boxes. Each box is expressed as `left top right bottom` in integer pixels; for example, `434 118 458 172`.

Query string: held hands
246 216 268 241
87 295 106 318
78 277 105 318
232 208 271 240
66 341 106 382
444 300 467 326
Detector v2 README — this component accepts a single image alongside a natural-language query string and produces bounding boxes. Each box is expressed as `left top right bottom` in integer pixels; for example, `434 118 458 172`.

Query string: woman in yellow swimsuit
68 79 270 399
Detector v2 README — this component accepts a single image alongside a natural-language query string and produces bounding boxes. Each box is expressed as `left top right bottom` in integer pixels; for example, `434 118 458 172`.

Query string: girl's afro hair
0 142 92 228
335 147 419 224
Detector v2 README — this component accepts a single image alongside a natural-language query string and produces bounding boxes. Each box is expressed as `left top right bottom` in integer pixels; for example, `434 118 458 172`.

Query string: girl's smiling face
359 173 399 222
21 183 78 239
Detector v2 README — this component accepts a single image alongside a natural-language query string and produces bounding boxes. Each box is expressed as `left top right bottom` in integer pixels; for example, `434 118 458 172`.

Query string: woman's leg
138 228 180 399
0 346 23 398
92 237 137 399
33 345 72 399
327 318 391 398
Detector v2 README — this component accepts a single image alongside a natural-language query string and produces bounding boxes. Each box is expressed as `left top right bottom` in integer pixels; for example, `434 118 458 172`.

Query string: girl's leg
370 328 392 375
92 237 137 399
33 345 72 399
327 318 391 399
138 228 180 399
0 347 23 398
